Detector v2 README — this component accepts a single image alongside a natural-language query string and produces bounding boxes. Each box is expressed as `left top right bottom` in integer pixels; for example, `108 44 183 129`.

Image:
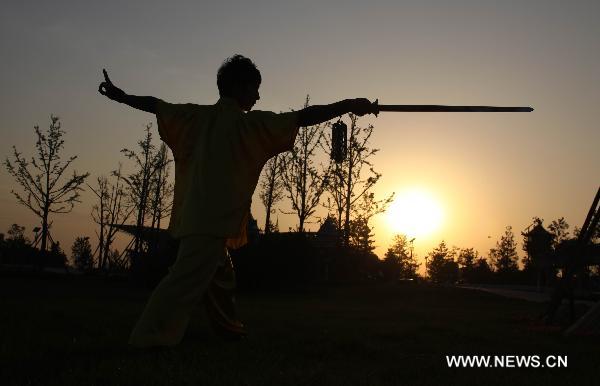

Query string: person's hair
217 55 261 97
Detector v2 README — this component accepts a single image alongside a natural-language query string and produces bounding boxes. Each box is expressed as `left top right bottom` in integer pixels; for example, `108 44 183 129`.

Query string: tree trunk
41 206 49 252
264 156 278 234
299 141 308 233
264 189 273 234
299 214 305 233
98 198 105 270
343 129 355 246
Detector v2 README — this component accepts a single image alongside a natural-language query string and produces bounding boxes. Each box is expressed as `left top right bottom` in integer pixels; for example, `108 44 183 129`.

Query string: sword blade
377 105 533 112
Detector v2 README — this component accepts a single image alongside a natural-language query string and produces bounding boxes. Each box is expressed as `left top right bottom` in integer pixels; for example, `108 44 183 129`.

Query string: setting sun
386 188 444 239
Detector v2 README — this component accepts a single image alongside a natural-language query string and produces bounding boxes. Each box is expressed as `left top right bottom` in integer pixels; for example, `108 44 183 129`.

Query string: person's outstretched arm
98 69 160 114
297 98 376 127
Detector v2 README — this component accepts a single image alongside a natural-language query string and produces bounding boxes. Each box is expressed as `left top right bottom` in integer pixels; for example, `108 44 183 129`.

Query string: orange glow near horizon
385 187 444 240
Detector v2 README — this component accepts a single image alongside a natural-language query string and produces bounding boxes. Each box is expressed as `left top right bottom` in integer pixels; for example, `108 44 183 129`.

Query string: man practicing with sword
99 55 375 347
99 54 531 348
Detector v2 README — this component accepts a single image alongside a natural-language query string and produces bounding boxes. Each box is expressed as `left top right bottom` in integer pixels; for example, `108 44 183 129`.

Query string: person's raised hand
348 98 377 117
98 69 126 102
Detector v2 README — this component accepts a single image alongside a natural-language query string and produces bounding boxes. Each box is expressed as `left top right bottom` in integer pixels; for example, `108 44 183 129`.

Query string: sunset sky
1 0 598 268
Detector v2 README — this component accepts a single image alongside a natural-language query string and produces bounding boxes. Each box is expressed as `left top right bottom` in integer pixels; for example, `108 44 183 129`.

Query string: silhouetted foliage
426 241 459 284
349 216 376 255
548 217 570 248
457 247 479 283
383 234 418 280
0 224 66 268
489 226 519 275
471 257 494 283
4 115 89 253
0 224 36 265
46 241 67 268
71 236 93 272
228 224 382 289
328 245 381 283
6 224 29 244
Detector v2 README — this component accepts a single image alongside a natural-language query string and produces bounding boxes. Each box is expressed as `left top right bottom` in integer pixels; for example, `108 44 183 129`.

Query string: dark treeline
3 215 599 291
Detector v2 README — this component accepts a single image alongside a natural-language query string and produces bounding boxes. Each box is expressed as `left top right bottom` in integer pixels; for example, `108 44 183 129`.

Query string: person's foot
203 287 247 340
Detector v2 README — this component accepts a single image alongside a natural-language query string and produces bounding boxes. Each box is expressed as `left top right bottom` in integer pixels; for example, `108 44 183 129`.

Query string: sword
331 99 534 163
372 99 533 115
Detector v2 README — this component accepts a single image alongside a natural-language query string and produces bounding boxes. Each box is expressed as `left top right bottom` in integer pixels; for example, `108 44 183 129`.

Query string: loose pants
128 234 241 348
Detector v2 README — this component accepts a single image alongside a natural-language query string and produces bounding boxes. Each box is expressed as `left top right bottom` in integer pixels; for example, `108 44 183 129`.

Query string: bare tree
258 154 285 234
352 191 394 231
323 113 394 244
148 143 174 230
121 124 171 252
281 96 330 233
89 175 109 268
89 164 133 270
4 115 89 252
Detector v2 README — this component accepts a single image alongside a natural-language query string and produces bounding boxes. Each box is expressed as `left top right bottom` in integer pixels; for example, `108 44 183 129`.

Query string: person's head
217 55 261 111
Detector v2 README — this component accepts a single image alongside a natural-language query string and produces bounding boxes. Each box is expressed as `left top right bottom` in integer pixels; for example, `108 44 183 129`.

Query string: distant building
522 221 556 290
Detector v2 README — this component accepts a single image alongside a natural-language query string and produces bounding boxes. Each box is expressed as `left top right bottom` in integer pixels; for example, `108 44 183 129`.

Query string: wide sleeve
155 101 200 151
243 110 300 159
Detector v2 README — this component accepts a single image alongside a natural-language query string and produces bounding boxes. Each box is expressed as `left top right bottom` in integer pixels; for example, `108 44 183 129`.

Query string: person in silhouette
99 55 375 348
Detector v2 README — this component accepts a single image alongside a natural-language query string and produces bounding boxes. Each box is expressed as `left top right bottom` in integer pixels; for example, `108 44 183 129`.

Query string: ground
1 274 599 385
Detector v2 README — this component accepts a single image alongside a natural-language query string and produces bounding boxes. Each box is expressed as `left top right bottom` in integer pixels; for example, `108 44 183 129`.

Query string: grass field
1 274 599 385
